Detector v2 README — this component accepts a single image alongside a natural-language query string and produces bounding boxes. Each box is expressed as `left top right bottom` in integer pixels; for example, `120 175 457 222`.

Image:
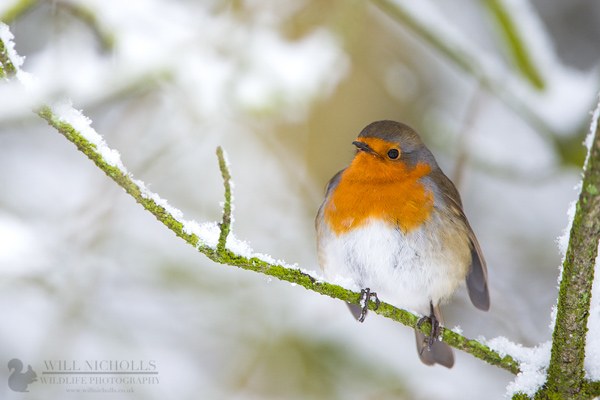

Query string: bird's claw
358 288 380 323
417 313 440 354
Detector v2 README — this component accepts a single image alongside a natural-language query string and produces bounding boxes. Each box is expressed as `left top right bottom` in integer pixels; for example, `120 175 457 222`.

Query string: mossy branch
34 101 519 374
0 22 522 380
3 9 600 399
0 29 18 79
529 102 600 399
216 147 232 252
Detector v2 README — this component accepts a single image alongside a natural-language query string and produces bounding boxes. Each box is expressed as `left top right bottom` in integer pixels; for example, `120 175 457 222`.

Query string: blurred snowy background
1 0 599 399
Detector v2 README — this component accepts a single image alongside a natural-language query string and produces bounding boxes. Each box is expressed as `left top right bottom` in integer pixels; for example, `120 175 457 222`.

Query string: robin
315 120 489 368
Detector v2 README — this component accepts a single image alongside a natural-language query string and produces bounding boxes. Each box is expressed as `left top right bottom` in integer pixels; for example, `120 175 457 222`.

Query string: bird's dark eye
387 149 400 159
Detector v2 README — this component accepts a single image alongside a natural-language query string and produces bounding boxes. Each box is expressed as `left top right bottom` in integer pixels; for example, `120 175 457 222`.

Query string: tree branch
0 22 520 377
216 147 232 253
542 100 600 398
0 25 18 79
34 101 519 374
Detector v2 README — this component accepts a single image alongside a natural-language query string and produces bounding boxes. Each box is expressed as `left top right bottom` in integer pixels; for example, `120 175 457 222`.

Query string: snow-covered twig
541 98 600 399
35 100 520 374
0 24 20 79
0 23 521 375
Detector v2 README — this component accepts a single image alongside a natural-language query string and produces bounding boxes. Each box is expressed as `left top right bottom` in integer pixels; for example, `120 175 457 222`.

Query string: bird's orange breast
324 153 434 236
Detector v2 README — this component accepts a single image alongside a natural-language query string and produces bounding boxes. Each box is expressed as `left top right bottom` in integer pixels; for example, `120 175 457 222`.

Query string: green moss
34 99 523 379
545 110 600 398
0 37 17 78
586 184 598 196
215 147 232 252
319 282 355 303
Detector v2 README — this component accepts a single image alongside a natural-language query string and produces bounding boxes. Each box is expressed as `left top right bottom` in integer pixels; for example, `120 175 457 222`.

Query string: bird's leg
358 288 380 323
417 302 440 353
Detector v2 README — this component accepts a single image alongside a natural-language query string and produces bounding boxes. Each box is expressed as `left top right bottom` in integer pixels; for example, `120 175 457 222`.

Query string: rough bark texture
544 113 600 398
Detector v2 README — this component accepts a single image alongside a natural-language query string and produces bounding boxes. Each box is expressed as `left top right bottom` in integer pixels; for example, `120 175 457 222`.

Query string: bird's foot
417 313 440 354
358 288 380 323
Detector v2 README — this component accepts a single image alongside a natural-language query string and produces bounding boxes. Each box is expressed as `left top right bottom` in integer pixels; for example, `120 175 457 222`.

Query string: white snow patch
300 268 325 282
557 198 578 262
0 23 36 90
226 235 255 258
0 22 24 70
183 220 220 249
451 326 463 335
548 304 558 333
133 178 185 222
327 274 361 293
51 99 127 172
486 337 551 397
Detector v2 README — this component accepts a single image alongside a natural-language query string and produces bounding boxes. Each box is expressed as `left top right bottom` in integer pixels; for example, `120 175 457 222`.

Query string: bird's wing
442 185 490 311
431 169 490 311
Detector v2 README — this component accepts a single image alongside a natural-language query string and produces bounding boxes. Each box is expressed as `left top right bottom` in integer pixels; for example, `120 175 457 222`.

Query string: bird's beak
352 141 376 155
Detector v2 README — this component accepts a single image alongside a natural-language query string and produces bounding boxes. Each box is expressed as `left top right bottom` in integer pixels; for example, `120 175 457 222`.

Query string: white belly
318 218 467 315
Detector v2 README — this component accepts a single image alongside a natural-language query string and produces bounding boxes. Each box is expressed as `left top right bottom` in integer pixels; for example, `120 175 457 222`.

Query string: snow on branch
503 96 600 400
0 22 520 375
0 23 22 79
36 99 520 374
540 95 600 398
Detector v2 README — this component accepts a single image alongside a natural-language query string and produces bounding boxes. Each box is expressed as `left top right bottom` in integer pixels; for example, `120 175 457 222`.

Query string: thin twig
33 103 520 374
1 25 520 376
216 146 232 252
